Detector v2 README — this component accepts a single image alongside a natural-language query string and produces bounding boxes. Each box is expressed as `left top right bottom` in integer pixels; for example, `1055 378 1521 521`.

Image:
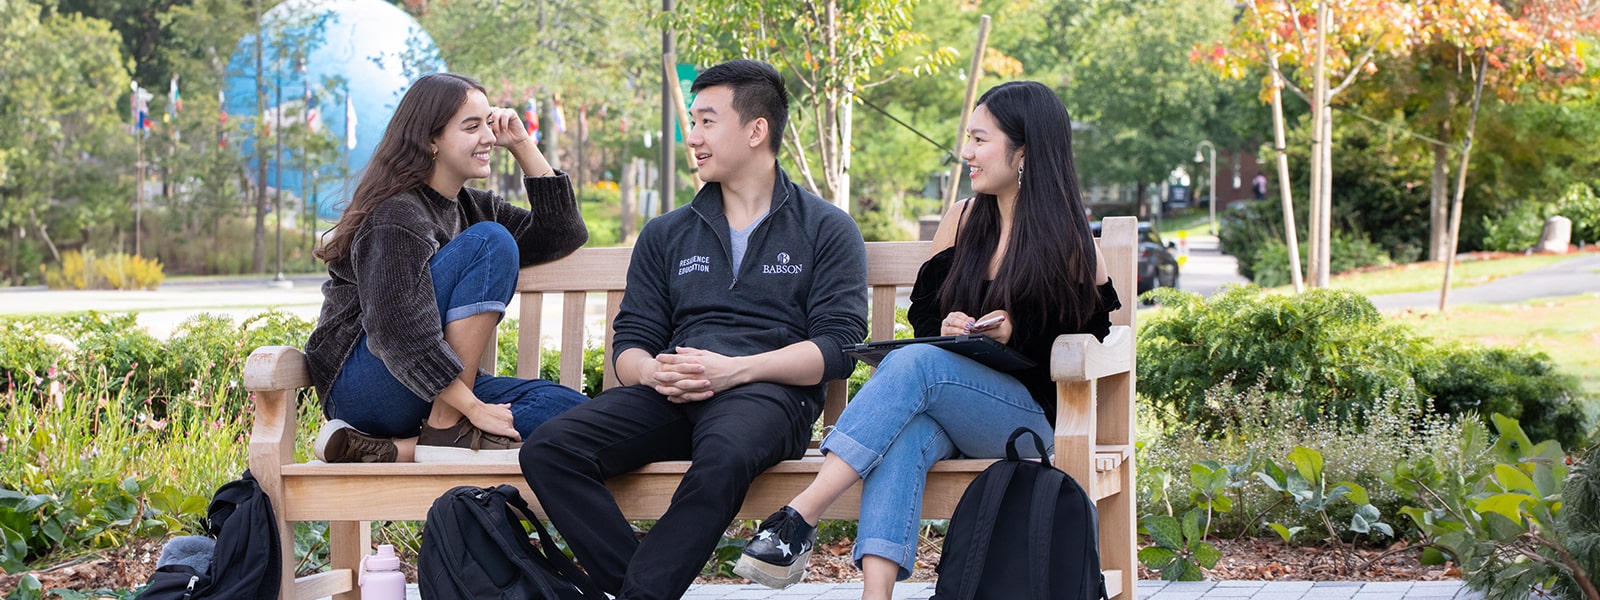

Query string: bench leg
330 521 371 600
1100 467 1136 598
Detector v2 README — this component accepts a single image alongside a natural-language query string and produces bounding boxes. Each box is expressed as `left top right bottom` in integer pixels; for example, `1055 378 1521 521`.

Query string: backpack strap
1028 468 1066 600
497 486 607 600
956 461 1017 600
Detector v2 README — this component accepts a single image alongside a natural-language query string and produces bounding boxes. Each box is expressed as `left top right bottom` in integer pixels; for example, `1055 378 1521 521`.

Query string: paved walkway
386 580 1478 599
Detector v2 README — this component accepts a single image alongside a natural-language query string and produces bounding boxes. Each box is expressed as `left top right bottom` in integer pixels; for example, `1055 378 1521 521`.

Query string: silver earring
1017 165 1024 186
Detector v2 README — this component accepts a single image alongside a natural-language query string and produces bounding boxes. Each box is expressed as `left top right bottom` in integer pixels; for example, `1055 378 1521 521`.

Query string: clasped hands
638 347 745 404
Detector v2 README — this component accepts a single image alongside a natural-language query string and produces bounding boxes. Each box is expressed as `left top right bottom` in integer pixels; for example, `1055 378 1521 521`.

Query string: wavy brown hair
938 81 1099 345
315 73 486 263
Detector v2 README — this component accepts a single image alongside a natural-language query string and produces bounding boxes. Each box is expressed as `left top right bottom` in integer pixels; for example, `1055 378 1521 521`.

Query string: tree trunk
1428 121 1451 261
838 80 854 214
1309 0 1331 288
1269 64 1305 293
620 158 637 244
1317 98 1333 287
1440 51 1491 312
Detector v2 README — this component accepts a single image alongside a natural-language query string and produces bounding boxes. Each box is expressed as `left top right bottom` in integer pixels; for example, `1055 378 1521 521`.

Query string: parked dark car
1090 221 1179 299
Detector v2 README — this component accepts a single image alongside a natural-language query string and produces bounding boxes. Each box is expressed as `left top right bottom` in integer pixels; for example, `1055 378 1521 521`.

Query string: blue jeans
325 222 588 439
820 343 1052 580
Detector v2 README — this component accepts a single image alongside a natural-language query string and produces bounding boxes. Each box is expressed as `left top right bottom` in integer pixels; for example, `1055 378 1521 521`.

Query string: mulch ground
1 535 1459 596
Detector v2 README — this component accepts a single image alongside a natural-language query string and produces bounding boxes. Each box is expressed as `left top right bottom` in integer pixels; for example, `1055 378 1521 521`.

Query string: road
3 240 1594 338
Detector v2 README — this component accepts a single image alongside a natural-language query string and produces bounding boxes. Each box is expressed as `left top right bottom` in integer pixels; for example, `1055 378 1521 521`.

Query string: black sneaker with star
733 505 816 589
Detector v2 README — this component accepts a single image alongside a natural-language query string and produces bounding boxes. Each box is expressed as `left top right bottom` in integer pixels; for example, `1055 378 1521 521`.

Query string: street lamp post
1194 140 1217 235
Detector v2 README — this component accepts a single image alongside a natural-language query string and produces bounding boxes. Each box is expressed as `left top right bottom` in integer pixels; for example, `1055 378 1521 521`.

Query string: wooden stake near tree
662 51 704 192
943 15 990 212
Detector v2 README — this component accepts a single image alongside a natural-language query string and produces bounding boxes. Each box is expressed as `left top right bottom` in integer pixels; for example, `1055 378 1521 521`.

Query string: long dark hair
316 73 486 263
938 81 1099 344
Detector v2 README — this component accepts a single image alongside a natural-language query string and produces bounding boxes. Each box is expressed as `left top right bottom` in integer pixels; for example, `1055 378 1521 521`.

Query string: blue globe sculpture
226 0 444 221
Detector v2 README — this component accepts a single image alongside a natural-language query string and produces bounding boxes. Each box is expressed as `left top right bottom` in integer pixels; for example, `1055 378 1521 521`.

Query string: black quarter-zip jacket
611 166 869 399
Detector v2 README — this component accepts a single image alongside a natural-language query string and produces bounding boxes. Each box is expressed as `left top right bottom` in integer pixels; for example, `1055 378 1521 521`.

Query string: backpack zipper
182 575 198 599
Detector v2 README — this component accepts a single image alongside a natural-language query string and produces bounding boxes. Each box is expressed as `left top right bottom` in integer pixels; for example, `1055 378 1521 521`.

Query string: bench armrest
245 346 313 392
1049 325 1133 382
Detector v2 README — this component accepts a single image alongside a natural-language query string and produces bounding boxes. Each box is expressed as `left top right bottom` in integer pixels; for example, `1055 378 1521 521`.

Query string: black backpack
418 485 605 600
136 470 281 600
931 428 1108 600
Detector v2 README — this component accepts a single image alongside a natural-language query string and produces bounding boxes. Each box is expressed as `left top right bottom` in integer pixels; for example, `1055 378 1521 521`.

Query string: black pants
521 382 819 600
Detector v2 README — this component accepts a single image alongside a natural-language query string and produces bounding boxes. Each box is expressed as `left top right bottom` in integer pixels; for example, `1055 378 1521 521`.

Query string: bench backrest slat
506 220 1135 437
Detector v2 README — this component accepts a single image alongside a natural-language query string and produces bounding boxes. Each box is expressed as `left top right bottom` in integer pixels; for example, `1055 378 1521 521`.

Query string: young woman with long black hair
734 80 1121 597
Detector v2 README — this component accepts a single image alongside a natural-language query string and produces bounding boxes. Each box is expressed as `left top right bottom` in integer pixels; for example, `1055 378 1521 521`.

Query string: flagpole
132 82 144 257
272 56 289 286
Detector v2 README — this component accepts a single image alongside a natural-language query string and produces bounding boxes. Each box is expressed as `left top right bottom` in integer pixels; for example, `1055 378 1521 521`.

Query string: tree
150 0 262 273
1054 0 1267 219
0 1 135 284
670 0 954 212
413 0 662 214
1412 0 1596 310
1199 0 1416 288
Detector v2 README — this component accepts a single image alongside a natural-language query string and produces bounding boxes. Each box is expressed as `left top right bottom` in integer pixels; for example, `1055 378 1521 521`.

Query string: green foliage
1249 233 1394 288
856 207 913 242
579 183 623 247
1053 0 1269 190
1138 286 1424 431
0 1 136 286
1137 375 1487 539
1414 344 1592 451
0 311 324 574
1255 446 1394 555
1139 510 1222 581
1384 416 1597 600
1480 182 1600 251
1138 459 1238 580
1137 286 1594 445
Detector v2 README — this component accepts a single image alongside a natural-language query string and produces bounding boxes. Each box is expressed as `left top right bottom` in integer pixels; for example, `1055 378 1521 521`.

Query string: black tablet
845 334 1037 371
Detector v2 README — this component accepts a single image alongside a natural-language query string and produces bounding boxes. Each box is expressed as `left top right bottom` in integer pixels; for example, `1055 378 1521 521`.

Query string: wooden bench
243 216 1142 600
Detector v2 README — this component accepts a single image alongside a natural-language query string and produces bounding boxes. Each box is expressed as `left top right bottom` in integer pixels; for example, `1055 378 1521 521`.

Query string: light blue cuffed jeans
820 343 1052 580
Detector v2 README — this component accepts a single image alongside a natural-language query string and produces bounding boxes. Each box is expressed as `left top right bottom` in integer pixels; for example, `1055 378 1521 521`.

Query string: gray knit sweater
305 174 587 403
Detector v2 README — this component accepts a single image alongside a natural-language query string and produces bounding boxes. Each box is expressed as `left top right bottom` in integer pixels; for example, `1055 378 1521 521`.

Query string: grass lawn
1392 293 1600 400
1257 252 1588 297
1149 210 1216 239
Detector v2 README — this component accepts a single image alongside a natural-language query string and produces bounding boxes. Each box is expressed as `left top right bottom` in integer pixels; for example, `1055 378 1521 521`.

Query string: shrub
1414 344 1592 451
1138 286 1425 432
42 251 92 290
1385 416 1598 600
579 183 623 247
1248 232 1392 288
93 253 165 290
1480 182 1600 252
1136 377 1484 539
1137 286 1594 447
42 251 165 290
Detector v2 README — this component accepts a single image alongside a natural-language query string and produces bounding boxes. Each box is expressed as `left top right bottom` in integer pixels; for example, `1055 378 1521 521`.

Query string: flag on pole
169 75 182 113
219 89 228 148
305 86 321 132
344 93 357 150
132 83 153 133
167 76 181 141
524 99 540 143
552 99 567 134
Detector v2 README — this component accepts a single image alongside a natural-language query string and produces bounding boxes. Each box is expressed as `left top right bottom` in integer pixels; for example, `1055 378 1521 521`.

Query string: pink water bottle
359 544 407 600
